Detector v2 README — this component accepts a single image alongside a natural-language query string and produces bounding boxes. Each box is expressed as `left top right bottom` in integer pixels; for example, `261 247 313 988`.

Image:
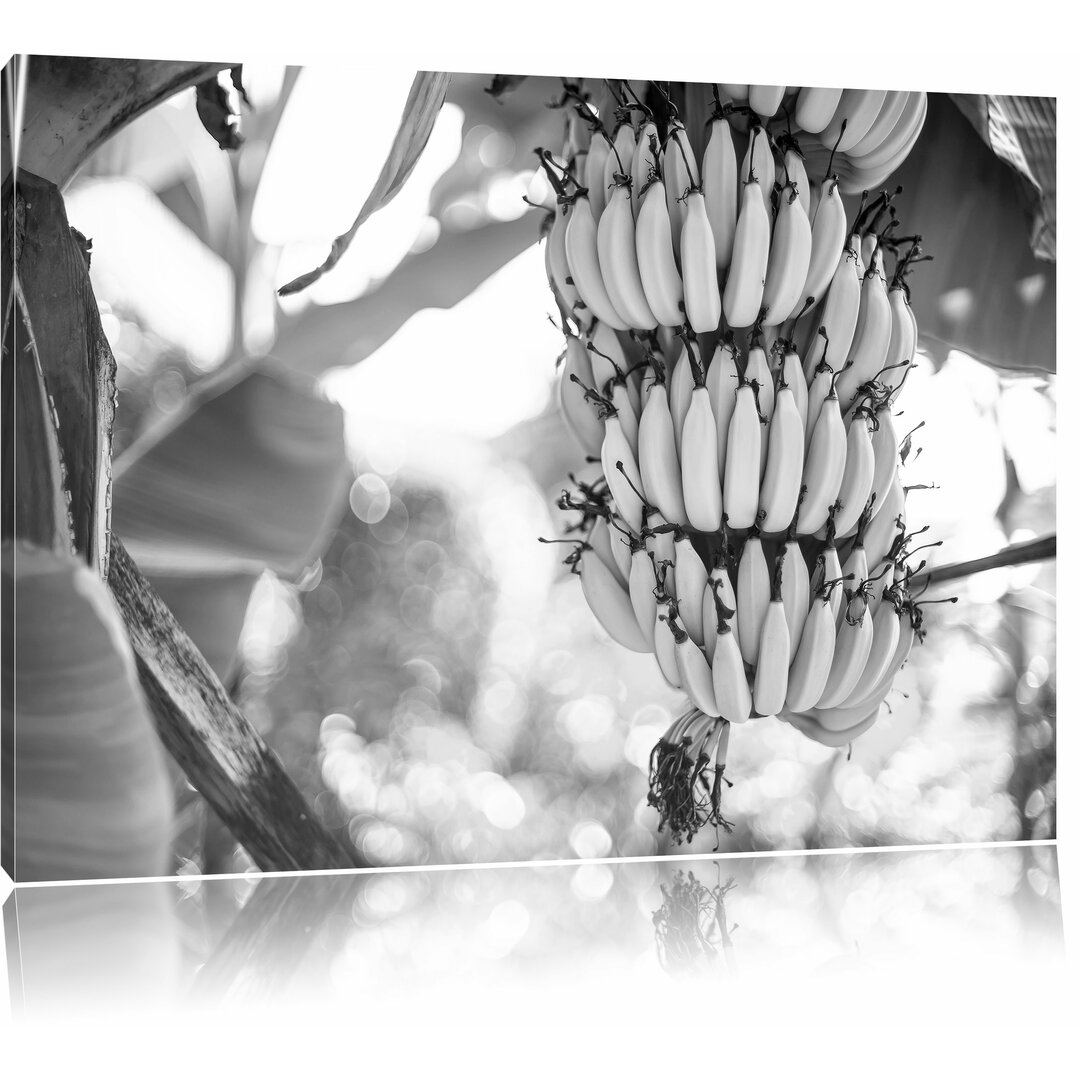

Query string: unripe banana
638 376 688 525
784 590 838 712
719 83 749 103
654 598 683 688
811 540 845 624
866 558 894 618
681 383 724 533
838 543 868 629
736 533 771 667
847 90 910 158
745 344 775 423
781 536 810 655
587 514 622 581
710 601 752 724
753 553 791 715
546 203 591 324
836 245 893 410
798 384 846 534
702 116 739 271
558 336 605 455
749 83 787 118
757 381 805 533
631 120 660 219
815 590 874 710
800 689 887 740
821 88 888 153
628 543 659 643
780 346 809 431
636 178 685 326
840 588 902 708
739 124 776 202
665 122 699 250
579 544 652 653
609 378 640 450
703 555 740 656
782 147 811 218
794 85 843 134
861 470 905 572
762 182 813 326
706 338 740 479
724 142 771 328
587 322 629 386
723 378 764 530
585 129 611 220
797 177 847 315
596 180 659 329
600 413 645 527
803 359 834 454
884 284 916 373
608 516 633 583
604 120 637 203
668 617 720 716
868 402 898 521
644 510 676 597
831 409 876 538
680 190 722 333
801 245 862 379
668 342 695 453
565 194 631 331
673 530 709 646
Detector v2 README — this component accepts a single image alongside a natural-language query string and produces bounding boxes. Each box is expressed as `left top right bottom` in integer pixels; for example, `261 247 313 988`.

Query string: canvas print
1 59 1057 882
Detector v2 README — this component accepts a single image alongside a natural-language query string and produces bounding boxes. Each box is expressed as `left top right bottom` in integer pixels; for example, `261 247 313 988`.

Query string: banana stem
907 534 1056 591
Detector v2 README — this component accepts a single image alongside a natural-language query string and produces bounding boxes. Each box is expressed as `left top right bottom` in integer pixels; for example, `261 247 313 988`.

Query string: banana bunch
539 80 946 844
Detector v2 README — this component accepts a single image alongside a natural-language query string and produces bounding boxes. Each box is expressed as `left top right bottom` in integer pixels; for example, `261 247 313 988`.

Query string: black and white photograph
0 15 1070 1063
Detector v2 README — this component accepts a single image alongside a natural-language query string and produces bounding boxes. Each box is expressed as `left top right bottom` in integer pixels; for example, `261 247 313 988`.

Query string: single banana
836 244 893 410
564 193 632 330
738 123 776 202
736 531 771 667
585 514 622 582
631 120 660 219
599 410 646 527
706 337 740 479
665 122 700 251
868 400 898 521
558 336 605 455
757 376 805 533
840 585 902 708
845 90 911 158
798 378 847 535
748 83 787 119
585 128 611 220
587 322 629 387
752 554 791 716
724 132 772 328
654 597 683 688
796 176 847 315
673 528 709 646
803 356 834 455
801 245 862 380
644 511 677 597
668 341 695 453
603 120 637 203
811 533 846 624
831 407 876 539
821 88 889 154
546 202 591 325
636 176 686 327
838 541 869 629
607 516 633 583
861 470 905 573
779 345 809 431
745 343 775 422
723 376 764 529
884 281 916 374
596 179 659 330
578 544 652 653
637 372 689 525
784 585 838 712
815 588 874 709
668 616 720 716
681 188 723 333
702 115 739 271
628 542 659 643
781 532 811 658
794 85 843 134
681 381 724 533
710 588 753 723
703 548 740 655
719 83 749 102
781 145 811 218
762 182 813 326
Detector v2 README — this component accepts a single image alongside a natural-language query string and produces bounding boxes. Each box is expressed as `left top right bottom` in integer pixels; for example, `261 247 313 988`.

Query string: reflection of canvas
3 60 1056 883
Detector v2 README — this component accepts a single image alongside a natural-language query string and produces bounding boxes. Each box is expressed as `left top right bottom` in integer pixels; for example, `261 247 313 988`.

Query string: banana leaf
2 541 173 882
111 360 349 578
